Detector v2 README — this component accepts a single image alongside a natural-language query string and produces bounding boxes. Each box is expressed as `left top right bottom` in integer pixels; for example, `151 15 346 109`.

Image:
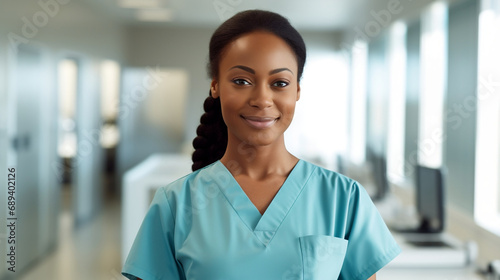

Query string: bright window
100 60 120 121
386 21 407 182
57 59 78 158
418 1 448 168
100 60 121 148
286 52 349 170
474 0 500 235
348 40 368 166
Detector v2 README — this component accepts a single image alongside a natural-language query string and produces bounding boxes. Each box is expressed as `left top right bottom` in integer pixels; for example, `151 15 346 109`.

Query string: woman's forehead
219 31 298 73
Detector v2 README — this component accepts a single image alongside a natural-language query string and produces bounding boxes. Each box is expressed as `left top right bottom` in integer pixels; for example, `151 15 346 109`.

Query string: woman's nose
249 84 273 108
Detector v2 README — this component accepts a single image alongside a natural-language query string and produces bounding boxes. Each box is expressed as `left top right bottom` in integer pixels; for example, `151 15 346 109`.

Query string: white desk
376 231 486 279
378 266 484 279
121 153 192 264
374 194 486 279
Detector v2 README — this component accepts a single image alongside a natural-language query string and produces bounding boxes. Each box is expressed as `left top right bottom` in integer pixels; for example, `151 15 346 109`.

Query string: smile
241 116 279 129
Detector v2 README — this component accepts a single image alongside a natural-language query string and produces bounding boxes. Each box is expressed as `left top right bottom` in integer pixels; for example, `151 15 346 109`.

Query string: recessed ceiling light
136 9 173 22
117 0 162 9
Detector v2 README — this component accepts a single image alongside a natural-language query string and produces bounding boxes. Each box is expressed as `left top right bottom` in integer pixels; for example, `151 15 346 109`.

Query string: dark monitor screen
416 165 445 232
365 147 389 201
372 155 389 200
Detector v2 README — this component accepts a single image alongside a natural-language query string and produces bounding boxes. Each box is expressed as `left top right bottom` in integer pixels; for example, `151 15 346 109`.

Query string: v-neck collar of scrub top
210 159 312 247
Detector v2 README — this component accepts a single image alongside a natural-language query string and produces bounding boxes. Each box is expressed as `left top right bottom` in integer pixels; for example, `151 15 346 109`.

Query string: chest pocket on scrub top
299 235 348 280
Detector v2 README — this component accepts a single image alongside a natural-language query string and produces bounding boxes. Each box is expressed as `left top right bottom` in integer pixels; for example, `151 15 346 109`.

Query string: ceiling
86 0 372 31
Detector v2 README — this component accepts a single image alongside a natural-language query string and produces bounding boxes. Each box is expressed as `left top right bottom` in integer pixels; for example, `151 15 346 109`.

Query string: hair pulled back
192 9 307 171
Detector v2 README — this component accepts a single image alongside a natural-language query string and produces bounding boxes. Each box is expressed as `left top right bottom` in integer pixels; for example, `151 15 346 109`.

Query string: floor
17 187 126 280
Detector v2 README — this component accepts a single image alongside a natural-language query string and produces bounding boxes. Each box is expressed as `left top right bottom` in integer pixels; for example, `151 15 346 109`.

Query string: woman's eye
233 79 250 86
273 81 289 88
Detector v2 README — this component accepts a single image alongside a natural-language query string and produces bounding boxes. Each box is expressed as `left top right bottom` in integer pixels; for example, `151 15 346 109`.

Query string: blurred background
0 0 499 279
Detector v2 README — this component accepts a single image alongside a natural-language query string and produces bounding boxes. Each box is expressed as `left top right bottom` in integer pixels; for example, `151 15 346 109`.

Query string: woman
122 9 400 280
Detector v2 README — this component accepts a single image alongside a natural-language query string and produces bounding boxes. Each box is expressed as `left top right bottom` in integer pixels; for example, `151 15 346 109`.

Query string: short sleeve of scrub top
122 159 401 280
122 187 184 280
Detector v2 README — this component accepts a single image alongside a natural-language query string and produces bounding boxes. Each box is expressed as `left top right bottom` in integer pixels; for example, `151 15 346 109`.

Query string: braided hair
192 9 307 171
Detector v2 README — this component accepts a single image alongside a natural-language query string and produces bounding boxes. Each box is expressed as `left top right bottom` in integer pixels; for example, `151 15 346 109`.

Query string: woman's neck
220 136 298 180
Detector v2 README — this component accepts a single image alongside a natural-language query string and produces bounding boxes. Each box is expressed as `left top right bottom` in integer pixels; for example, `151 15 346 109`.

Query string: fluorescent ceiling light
117 0 162 9
136 9 173 22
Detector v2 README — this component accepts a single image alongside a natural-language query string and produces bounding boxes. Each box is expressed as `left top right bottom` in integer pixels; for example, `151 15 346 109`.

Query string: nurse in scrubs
122 9 401 280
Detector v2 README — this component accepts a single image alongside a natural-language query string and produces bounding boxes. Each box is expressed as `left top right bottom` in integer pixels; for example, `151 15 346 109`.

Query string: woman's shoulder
158 160 221 196
299 159 363 192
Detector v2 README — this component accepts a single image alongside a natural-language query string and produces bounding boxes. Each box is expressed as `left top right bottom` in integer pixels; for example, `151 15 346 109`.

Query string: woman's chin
242 133 282 147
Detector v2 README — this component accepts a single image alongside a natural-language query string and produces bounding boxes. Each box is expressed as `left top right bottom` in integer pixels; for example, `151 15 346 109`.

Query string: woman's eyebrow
270 68 293 75
229 65 293 75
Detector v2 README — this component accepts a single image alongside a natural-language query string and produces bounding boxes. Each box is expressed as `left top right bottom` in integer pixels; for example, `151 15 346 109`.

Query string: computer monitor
415 165 445 233
366 147 389 201
336 154 346 175
372 155 389 200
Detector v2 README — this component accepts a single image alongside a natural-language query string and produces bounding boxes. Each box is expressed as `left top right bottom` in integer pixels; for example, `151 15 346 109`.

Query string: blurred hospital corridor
18 186 123 280
1 0 500 279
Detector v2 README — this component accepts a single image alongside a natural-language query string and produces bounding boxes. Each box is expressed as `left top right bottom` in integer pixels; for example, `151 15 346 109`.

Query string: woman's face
211 30 301 147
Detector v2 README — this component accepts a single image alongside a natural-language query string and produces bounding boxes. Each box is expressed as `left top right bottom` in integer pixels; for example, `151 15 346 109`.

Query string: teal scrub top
122 159 401 280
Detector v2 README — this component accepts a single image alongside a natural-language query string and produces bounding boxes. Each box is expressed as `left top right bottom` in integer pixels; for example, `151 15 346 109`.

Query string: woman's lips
241 116 278 129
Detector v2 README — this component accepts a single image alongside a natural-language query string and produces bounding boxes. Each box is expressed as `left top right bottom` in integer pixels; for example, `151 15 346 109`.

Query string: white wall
118 68 189 180
125 25 216 147
0 0 126 61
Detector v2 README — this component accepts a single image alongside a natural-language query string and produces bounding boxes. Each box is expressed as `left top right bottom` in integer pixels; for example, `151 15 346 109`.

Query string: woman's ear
296 83 301 101
211 79 219 98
